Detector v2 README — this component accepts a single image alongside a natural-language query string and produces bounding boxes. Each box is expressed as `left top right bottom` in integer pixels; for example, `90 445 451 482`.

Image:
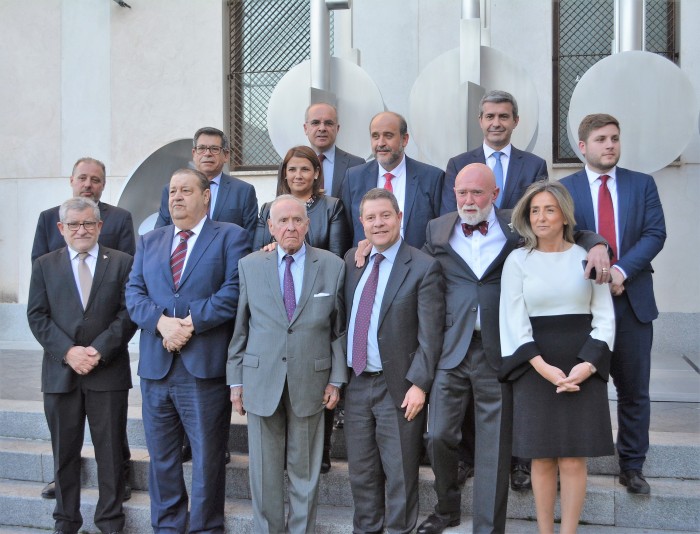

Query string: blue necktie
492 151 504 208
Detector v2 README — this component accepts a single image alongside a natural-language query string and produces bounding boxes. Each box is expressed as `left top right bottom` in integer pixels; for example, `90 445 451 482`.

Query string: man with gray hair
228 194 346 533
440 90 547 491
30 157 136 502
28 197 136 534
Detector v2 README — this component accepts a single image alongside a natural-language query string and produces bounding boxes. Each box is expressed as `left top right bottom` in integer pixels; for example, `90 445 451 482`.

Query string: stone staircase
0 398 698 533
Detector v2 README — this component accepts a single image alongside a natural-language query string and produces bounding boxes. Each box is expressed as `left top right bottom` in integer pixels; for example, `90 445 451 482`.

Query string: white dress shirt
276 243 306 306
376 156 407 237
171 215 207 273
483 142 512 187
68 242 99 296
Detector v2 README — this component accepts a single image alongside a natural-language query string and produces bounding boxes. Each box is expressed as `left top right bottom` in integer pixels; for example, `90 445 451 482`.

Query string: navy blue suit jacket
340 156 444 249
560 167 666 323
154 172 258 247
441 146 548 214
126 219 251 380
32 202 135 262
328 147 365 198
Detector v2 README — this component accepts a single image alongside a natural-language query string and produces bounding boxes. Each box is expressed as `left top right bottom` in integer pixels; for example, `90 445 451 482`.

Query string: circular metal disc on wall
267 57 384 160
568 51 698 173
117 139 194 234
409 46 539 169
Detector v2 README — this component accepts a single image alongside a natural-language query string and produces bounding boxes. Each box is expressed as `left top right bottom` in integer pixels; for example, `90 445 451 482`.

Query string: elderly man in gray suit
227 194 346 534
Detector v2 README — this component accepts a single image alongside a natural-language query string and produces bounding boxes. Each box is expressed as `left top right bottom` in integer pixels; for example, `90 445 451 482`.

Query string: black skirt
511 314 614 458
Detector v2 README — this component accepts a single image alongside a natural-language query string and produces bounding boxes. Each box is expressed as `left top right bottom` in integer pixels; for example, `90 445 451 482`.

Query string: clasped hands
530 356 594 394
65 345 101 375
158 314 194 353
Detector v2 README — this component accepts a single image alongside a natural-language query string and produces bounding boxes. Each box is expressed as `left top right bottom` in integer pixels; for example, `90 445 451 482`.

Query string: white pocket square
313 292 330 297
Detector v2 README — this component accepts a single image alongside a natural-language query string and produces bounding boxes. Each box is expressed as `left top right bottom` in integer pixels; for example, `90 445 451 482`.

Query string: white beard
458 202 493 225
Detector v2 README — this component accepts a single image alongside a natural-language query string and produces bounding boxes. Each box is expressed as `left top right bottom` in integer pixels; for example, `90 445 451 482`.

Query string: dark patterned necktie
171 230 193 287
462 221 489 237
352 253 385 375
283 255 296 321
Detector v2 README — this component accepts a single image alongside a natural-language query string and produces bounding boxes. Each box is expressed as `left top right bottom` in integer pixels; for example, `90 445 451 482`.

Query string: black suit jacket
344 241 445 407
154 172 258 247
328 146 365 198
340 156 444 249
441 146 548 214
31 202 135 262
27 246 137 394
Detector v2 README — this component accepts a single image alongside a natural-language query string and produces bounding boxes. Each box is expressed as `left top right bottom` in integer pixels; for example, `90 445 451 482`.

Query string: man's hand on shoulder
354 239 372 268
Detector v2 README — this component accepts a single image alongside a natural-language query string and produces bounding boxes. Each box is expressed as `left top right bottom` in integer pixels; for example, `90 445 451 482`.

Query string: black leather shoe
181 444 192 463
511 463 532 491
224 450 231 465
320 448 331 474
457 460 474 486
620 470 650 494
416 513 460 534
42 480 56 499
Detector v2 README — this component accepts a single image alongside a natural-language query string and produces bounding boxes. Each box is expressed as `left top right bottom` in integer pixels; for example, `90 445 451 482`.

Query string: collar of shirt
585 165 617 185
369 238 401 265
277 242 307 266
173 215 206 241
483 143 512 161
320 146 335 165
67 242 99 261
210 173 222 186
377 154 407 182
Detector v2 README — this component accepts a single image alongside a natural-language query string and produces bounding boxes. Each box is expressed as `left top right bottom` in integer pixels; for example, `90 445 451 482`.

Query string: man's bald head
454 163 499 224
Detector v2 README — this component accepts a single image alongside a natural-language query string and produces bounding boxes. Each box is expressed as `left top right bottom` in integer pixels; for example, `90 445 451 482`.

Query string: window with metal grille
228 0 333 170
552 0 677 163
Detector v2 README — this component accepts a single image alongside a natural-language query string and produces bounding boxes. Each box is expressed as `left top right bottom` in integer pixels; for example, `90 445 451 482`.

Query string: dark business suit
423 210 518 534
32 202 135 262
327 146 365 198
340 157 444 248
126 219 250 533
344 240 444 533
561 167 666 471
155 172 258 246
440 146 548 214
27 246 136 534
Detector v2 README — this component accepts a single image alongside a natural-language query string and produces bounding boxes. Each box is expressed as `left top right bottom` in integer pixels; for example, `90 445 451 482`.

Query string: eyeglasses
194 145 225 155
306 120 337 128
64 221 98 231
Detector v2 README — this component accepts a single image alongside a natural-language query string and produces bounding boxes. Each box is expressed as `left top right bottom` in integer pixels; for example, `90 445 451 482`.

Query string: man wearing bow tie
419 164 608 534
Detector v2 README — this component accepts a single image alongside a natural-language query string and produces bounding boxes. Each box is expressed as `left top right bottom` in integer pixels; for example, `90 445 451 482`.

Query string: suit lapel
482 209 519 278
402 157 418 230
615 168 631 250
570 170 596 231
59 248 85 309
501 148 523 208
439 214 478 279
264 251 289 321
332 149 347 197
211 174 230 221
177 220 216 289
85 247 110 311
377 242 410 330
291 247 320 324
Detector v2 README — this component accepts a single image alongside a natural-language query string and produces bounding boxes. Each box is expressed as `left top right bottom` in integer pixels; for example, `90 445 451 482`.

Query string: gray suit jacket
328 146 365 198
227 246 346 417
344 241 445 406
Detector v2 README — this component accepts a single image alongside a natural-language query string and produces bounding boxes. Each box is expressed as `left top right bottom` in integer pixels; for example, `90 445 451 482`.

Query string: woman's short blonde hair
511 180 576 250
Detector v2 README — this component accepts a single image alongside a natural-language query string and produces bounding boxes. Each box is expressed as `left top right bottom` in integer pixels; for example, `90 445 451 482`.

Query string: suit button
288 328 293 334
174 294 179 298
471 307 477 312
478 282 483 286
282 357 287 362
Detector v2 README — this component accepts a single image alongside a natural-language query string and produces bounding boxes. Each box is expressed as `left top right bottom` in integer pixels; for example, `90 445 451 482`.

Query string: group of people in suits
27 88 665 534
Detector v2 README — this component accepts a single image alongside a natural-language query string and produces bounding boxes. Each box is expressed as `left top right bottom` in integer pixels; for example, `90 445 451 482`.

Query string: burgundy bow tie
462 221 489 237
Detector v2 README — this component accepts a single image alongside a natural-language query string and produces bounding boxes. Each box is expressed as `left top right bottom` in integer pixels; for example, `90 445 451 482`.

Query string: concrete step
1 438 699 532
0 478 697 534
2 398 698 480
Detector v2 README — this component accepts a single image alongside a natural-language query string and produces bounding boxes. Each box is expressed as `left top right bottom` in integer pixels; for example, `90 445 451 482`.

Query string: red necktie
462 221 489 236
383 173 394 193
171 230 193 287
352 254 385 376
598 175 617 262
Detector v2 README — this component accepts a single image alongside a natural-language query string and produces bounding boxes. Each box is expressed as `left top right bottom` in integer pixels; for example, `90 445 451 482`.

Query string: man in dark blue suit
340 111 443 249
561 113 666 495
126 168 251 532
441 90 548 214
155 126 258 247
